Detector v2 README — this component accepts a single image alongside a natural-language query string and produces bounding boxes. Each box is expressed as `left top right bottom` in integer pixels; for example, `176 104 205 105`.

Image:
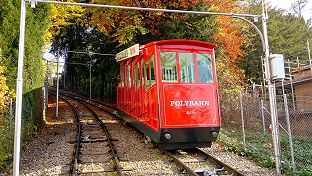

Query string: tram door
133 59 142 117
142 53 157 129
130 61 136 114
118 64 125 109
125 61 132 112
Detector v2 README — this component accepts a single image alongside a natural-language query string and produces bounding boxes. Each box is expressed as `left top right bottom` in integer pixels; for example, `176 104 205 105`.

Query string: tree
44 1 84 43
50 0 249 95
86 0 217 45
0 0 51 170
291 0 308 17
210 0 248 89
238 1 312 84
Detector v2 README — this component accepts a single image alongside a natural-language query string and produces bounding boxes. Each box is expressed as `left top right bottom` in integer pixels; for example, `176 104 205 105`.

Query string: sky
267 0 312 20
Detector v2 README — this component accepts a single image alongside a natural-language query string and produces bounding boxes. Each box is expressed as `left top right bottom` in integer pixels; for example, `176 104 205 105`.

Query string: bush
0 118 14 172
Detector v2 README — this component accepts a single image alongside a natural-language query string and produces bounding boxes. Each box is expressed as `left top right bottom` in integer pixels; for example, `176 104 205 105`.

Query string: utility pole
56 57 59 117
63 67 66 90
89 63 92 99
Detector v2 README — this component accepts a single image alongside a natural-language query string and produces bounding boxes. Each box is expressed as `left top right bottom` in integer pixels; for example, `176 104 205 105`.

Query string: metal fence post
261 99 266 133
307 40 311 75
10 98 13 129
240 91 246 148
73 75 76 91
104 81 106 99
110 82 113 100
283 94 296 172
56 57 59 117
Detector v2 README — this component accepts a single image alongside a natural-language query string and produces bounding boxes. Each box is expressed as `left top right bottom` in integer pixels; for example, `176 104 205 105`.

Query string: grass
0 118 39 172
217 128 312 176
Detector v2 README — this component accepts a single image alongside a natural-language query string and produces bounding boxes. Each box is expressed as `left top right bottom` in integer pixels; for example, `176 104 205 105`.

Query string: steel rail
194 148 244 176
163 150 199 176
164 148 244 176
60 91 120 117
54 91 123 175
48 91 82 175
78 100 123 175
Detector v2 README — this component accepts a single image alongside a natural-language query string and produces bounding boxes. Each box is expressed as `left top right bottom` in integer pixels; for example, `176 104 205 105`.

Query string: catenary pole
56 57 59 117
13 0 27 175
45 60 48 115
89 63 92 99
64 67 66 90
261 0 281 173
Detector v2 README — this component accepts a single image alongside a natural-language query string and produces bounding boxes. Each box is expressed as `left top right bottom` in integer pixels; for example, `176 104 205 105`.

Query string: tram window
141 59 145 86
127 63 131 87
197 53 213 83
121 65 125 87
133 64 136 88
136 62 140 89
160 52 178 82
150 55 155 86
144 60 150 89
179 53 195 83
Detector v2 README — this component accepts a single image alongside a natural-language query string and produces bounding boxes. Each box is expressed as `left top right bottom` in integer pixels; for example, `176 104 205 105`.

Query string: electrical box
269 54 285 81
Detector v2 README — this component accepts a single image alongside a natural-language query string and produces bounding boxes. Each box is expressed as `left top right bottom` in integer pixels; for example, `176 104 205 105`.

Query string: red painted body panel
161 84 219 128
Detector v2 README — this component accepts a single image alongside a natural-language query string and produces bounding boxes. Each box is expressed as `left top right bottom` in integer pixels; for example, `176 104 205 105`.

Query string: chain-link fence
220 88 312 175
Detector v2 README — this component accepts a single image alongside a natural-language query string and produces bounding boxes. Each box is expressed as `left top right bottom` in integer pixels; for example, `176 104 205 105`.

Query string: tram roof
144 39 217 49
115 39 217 62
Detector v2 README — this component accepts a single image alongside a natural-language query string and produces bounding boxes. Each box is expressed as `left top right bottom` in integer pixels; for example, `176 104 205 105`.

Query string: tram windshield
197 53 213 83
179 53 195 83
160 51 213 83
160 52 178 82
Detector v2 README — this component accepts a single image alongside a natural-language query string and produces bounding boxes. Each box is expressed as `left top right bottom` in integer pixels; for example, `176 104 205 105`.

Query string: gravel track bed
1 94 278 176
2 95 76 176
173 150 223 174
201 144 276 176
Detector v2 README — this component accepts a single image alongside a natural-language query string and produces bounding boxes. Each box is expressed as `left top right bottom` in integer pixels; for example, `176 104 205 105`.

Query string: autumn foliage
0 60 9 117
86 0 246 87
210 0 246 87
87 0 215 44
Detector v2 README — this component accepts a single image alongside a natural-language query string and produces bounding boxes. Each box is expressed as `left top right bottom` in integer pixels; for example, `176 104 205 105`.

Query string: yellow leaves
0 57 9 112
113 23 149 46
44 1 84 43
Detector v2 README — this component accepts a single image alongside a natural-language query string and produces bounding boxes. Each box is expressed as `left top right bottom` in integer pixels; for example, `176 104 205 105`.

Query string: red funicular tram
116 39 221 150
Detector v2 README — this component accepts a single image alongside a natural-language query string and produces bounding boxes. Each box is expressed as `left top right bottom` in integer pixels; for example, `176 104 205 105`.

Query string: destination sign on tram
115 44 140 62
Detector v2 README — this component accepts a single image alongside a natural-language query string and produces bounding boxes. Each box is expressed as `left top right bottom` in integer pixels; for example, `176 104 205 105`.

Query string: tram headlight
164 133 171 140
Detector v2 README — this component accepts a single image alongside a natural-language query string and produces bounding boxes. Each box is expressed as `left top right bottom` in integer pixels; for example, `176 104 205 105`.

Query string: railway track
54 93 124 175
56 91 245 176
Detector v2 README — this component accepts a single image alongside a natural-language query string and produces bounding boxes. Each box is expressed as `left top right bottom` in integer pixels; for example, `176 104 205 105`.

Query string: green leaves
0 1 50 171
238 2 312 84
